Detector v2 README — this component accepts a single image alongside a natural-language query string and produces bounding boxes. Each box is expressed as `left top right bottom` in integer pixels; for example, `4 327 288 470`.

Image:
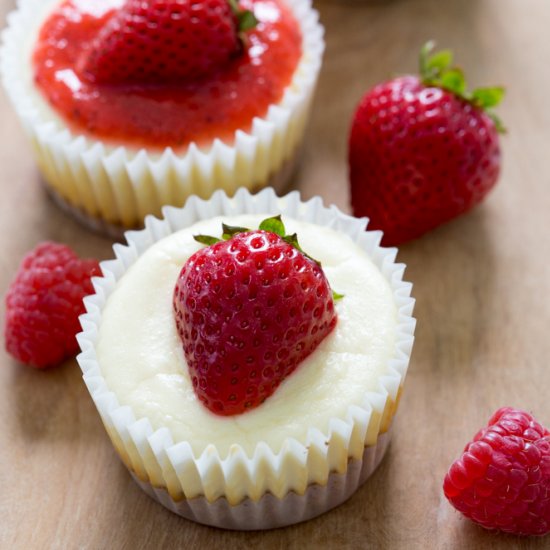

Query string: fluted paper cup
0 0 324 234
76 187 416 530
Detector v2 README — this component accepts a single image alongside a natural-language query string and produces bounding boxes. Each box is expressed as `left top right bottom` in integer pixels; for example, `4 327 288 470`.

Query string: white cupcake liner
132 430 391 530
46 147 300 240
0 0 324 229
76 187 416 529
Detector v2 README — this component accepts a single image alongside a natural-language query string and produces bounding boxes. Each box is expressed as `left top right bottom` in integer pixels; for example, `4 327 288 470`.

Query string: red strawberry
349 42 505 246
79 0 257 84
4 242 101 368
173 216 338 416
444 407 550 536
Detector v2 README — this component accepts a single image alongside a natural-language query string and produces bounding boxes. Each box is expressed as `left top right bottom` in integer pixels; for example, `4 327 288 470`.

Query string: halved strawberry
173 216 340 416
79 0 257 84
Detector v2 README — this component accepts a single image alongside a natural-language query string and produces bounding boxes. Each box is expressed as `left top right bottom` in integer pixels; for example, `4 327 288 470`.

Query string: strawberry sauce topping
32 0 302 151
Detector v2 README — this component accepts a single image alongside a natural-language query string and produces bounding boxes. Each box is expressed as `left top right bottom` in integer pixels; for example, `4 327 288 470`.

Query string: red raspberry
444 407 550 536
4 242 101 369
173 223 337 416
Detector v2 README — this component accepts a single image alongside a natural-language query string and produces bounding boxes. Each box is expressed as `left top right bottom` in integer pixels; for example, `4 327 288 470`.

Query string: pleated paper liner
131 430 391 530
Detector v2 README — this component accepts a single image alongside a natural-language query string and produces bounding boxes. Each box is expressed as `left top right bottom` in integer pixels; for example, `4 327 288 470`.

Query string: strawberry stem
259 215 285 236
419 41 506 133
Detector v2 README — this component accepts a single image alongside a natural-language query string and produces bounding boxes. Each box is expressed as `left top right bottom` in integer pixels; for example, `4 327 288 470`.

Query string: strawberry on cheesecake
173 216 338 415
96 213 399 455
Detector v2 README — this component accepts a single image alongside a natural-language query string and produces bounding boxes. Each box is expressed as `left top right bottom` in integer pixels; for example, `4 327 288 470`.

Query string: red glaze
32 0 302 151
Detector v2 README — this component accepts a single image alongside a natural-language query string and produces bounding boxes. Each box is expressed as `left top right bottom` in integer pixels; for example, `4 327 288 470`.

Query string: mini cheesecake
77 188 416 529
1 0 324 233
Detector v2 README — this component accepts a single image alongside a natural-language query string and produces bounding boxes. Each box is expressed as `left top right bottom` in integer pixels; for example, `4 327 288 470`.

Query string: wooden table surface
1 0 550 548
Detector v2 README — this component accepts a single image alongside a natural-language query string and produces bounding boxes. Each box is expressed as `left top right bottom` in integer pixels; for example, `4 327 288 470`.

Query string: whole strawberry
173 216 339 416
349 42 505 246
444 407 550 536
80 0 257 84
4 242 101 368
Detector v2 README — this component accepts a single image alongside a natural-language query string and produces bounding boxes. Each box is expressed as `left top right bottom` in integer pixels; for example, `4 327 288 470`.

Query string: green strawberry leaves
193 216 344 301
419 41 506 133
258 216 322 268
227 0 258 33
259 215 285 236
237 9 258 32
471 86 505 109
194 235 221 246
440 68 467 96
222 223 249 240
420 43 453 80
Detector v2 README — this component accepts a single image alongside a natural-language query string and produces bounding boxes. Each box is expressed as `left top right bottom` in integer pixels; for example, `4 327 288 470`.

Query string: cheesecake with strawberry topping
78 188 416 529
97 213 397 455
0 0 324 231
33 0 301 151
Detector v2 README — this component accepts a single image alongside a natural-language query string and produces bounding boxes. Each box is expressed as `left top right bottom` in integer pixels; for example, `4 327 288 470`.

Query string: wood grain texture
1 0 550 548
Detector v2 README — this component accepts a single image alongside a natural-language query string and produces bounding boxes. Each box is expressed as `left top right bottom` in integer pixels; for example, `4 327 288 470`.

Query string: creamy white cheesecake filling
97 215 397 457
